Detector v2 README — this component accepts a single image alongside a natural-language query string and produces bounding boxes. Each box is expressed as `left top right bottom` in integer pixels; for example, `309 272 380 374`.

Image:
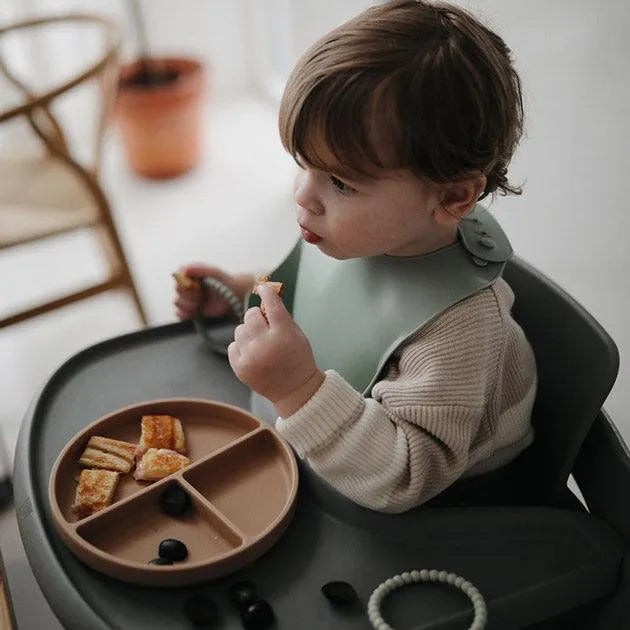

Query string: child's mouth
300 226 323 244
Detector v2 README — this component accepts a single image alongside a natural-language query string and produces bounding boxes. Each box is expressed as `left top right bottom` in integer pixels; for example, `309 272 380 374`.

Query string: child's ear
433 174 487 225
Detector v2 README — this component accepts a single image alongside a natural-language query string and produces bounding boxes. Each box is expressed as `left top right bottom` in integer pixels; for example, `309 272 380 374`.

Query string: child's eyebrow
294 152 379 186
334 171 372 186
322 161 376 185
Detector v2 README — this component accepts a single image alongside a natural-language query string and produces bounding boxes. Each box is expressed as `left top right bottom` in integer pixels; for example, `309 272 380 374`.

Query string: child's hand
228 284 325 417
173 265 254 320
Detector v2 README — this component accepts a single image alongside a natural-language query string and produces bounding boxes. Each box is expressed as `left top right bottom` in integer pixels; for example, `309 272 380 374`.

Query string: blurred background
0 0 629 476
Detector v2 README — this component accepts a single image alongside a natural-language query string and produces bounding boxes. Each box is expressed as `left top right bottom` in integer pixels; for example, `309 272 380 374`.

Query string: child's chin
314 240 366 260
316 243 344 259
324 251 355 261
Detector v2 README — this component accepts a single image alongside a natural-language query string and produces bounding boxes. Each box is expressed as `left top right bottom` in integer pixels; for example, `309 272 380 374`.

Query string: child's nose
294 171 324 215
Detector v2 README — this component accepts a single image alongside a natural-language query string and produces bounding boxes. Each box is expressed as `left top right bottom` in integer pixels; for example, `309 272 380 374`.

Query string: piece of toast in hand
72 469 120 518
79 436 137 473
252 276 285 318
134 448 191 481
172 271 200 291
136 415 187 459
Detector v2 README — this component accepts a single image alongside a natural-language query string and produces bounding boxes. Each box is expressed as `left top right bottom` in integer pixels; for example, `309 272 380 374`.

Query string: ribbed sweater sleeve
275 280 536 513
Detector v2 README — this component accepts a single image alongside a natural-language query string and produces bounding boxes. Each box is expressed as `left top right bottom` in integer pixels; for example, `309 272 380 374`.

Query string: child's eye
329 175 355 194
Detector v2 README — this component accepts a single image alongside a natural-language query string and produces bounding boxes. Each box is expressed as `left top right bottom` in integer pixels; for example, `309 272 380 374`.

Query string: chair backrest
0 14 120 176
502 256 619 503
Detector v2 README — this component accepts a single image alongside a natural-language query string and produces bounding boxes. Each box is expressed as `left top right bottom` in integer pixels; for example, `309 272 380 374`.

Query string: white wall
461 1 630 431
0 0 255 97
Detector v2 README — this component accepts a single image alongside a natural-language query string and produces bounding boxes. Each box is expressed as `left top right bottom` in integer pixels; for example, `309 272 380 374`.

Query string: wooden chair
0 14 147 328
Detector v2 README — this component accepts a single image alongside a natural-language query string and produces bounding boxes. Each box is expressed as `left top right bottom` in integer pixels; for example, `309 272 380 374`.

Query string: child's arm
275 286 536 513
228 280 535 513
277 370 483 512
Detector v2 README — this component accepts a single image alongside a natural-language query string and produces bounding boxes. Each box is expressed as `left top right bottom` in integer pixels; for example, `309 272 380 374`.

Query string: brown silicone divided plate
48 398 298 587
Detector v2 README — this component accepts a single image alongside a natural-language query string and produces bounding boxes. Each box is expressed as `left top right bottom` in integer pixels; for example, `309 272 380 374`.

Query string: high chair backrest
502 256 619 504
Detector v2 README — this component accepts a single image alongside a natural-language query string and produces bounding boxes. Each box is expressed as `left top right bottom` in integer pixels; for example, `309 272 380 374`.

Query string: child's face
293 160 457 259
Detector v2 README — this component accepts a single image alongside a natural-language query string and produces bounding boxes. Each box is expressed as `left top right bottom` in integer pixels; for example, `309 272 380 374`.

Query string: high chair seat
0 153 98 249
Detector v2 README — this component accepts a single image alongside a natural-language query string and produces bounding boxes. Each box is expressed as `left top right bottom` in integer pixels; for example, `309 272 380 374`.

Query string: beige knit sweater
275 278 537 513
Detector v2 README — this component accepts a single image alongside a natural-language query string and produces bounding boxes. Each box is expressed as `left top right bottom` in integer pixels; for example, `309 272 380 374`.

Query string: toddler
174 0 537 512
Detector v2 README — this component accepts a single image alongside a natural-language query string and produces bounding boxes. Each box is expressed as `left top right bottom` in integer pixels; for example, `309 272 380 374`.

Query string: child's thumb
182 264 223 280
257 284 289 325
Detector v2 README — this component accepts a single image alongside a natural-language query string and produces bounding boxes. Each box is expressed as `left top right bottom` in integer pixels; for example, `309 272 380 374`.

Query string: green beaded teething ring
367 570 487 630
193 277 244 355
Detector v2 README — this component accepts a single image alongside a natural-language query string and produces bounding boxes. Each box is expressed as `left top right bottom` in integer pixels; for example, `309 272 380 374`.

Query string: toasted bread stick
79 436 136 473
252 277 285 318
72 469 120 517
136 415 187 459
134 448 190 481
172 271 200 291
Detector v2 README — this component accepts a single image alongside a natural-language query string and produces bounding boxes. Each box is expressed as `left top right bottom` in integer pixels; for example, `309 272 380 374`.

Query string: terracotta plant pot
116 57 205 179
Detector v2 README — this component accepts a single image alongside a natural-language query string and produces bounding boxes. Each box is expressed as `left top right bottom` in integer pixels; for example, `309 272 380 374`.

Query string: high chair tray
13 319 625 629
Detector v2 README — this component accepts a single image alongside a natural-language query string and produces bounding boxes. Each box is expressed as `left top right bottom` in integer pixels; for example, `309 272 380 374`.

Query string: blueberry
158 538 188 561
183 595 218 626
228 580 257 610
159 484 191 516
321 581 358 605
240 599 274 630
148 557 172 566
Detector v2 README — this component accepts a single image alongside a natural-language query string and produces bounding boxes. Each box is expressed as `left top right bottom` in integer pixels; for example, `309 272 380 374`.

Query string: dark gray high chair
503 256 621 508
12 256 630 630
482 256 629 627
442 254 623 506
404 255 630 628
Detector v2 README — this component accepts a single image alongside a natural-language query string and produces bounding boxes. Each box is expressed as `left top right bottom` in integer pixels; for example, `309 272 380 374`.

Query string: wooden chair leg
95 223 148 327
0 281 120 329
124 279 149 327
29 124 149 328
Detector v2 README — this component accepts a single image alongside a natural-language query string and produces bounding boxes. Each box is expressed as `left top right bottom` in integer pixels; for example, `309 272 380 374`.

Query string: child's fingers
175 287 201 302
243 307 268 332
182 264 225 281
227 341 241 368
233 323 250 344
174 296 200 313
257 284 290 327
175 308 189 321
172 270 200 291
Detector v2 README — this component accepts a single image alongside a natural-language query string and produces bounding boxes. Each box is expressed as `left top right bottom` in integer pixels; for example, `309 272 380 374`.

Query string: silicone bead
321 581 359 605
228 580 257 609
240 599 275 630
159 484 191 516
158 538 188 561
148 557 172 566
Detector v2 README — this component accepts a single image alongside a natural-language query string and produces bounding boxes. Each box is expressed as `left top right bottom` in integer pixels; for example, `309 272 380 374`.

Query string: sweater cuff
275 370 364 457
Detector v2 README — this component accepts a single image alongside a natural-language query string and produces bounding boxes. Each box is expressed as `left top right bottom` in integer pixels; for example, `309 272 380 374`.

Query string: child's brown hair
279 0 524 199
